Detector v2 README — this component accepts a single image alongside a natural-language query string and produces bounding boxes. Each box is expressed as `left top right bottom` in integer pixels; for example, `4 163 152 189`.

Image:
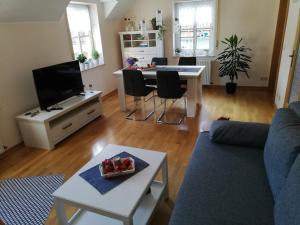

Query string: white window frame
173 0 218 57
66 1 104 65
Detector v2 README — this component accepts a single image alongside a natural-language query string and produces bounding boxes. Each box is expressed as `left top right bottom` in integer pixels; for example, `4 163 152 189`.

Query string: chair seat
145 78 157 86
144 86 156 96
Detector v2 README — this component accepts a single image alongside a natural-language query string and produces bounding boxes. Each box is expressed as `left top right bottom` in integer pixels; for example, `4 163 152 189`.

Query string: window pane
196 29 211 50
80 35 93 59
71 36 82 58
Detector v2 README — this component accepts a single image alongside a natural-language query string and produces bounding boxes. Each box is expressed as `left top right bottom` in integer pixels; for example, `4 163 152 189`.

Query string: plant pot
84 63 89 70
79 63 84 71
226 82 237 94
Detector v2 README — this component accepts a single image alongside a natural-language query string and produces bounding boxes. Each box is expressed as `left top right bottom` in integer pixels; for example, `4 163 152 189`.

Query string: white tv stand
16 91 103 150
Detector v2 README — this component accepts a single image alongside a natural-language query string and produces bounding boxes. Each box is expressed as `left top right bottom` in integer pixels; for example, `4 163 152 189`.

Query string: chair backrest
178 57 196 66
157 71 183 99
151 57 168 66
122 70 146 97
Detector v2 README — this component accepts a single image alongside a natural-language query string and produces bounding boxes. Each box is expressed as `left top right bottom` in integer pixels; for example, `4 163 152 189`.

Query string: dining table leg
186 77 201 118
116 76 127 111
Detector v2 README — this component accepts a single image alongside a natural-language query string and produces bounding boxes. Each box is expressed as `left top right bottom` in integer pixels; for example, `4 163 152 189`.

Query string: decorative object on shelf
139 20 146 36
175 48 181 56
126 57 139 69
92 49 100 65
217 34 252 94
124 17 136 31
156 10 163 26
77 53 87 71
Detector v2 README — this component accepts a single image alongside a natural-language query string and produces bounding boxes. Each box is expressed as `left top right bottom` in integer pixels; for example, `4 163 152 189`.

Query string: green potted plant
217 34 252 94
92 49 100 65
77 53 87 71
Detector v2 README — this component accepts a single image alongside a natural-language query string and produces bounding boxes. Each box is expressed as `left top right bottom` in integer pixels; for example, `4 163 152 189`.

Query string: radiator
197 58 211 85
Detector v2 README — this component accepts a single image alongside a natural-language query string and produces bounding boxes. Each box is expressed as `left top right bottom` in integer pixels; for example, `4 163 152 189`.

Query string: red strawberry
121 164 127 171
124 159 131 166
128 165 133 170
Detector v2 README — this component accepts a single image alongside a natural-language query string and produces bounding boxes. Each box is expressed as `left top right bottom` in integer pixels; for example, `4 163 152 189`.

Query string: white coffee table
52 144 168 225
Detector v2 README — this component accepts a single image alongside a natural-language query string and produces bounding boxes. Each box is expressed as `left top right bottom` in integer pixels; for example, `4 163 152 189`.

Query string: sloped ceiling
102 0 136 20
0 0 70 22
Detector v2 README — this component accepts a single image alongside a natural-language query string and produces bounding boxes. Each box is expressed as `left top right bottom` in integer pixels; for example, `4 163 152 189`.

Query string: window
173 0 217 56
67 3 103 63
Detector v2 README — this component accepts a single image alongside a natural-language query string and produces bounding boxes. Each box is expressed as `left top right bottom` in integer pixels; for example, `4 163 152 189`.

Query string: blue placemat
145 67 200 73
79 152 149 194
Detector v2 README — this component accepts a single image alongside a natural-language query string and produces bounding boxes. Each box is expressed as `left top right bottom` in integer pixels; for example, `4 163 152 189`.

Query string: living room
0 0 300 225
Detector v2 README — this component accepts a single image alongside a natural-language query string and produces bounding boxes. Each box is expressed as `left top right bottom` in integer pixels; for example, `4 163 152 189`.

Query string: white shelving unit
16 91 103 150
119 30 164 67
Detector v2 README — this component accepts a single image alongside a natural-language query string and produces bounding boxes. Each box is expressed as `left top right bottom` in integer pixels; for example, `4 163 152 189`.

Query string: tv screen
33 61 84 110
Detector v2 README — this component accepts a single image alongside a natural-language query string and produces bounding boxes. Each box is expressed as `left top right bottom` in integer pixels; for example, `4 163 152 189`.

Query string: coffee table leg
55 198 69 225
162 157 169 200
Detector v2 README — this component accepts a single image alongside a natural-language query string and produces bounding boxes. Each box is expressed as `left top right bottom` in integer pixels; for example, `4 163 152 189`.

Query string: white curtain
177 1 213 27
67 4 91 34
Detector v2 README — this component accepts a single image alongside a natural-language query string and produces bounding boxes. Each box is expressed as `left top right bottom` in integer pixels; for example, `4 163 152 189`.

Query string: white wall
126 0 279 87
0 3 122 149
0 17 73 149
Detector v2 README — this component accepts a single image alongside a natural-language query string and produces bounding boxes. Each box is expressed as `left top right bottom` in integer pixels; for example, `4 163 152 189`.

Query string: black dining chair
145 57 168 87
151 57 168 66
123 70 156 121
178 57 197 66
178 57 196 86
156 71 187 125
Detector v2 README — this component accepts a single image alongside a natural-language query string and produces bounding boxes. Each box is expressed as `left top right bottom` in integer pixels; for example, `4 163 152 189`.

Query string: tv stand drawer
51 116 79 144
80 102 101 126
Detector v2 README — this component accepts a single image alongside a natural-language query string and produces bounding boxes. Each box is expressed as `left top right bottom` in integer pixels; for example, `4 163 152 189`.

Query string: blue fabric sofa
169 101 300 225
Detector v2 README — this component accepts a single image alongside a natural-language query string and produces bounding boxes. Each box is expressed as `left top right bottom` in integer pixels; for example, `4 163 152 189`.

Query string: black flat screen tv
33 61 84 110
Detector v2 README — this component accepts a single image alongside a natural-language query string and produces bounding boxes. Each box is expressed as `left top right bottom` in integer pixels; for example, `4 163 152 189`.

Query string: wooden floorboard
0 87 276 225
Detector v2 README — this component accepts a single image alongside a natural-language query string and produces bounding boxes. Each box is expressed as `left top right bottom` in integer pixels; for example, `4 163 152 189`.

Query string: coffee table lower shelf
68 181 166 225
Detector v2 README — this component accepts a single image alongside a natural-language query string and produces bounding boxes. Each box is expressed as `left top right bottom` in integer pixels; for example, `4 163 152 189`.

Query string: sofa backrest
264 103 300 200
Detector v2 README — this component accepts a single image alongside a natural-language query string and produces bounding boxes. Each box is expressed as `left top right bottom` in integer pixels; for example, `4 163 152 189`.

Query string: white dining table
113 65 205 118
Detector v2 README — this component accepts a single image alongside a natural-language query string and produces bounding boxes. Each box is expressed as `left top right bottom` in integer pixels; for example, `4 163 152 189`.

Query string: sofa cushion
264 108 300 200
289 101 300 118
210 120 270 148
274 153 300 225
169 132 274 225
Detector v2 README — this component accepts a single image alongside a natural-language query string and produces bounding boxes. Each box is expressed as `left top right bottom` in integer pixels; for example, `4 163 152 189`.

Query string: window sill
80 60 105 72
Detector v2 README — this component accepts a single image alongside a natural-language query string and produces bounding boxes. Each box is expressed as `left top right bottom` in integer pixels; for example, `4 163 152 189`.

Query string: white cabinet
119 30 164 67
16 91 103 150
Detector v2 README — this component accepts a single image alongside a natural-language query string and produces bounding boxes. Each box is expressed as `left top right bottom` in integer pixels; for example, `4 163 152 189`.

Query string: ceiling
0 0 135 22
0 0 70 22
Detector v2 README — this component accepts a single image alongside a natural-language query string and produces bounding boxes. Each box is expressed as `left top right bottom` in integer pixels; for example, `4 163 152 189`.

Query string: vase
79 63 84 71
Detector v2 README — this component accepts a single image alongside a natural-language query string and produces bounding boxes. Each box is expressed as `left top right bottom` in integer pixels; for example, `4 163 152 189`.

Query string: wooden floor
0 87 276 225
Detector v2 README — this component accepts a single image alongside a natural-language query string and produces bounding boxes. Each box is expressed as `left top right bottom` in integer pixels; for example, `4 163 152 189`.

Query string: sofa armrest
209 120 270 148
